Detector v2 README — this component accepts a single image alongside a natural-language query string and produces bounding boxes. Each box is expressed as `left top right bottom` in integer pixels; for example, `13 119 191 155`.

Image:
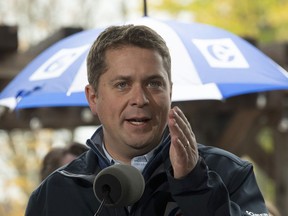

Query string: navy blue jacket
25 127 268 216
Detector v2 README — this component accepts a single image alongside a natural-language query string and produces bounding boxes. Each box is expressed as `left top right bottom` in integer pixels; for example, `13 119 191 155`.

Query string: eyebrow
109 75 131 84
110 74 166 82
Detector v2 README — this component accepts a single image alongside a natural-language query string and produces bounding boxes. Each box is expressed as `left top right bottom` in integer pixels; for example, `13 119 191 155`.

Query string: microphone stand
94 188 110 216
94 198 106 216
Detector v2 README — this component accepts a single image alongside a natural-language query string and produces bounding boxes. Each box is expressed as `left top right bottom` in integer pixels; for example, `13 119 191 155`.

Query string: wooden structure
0 25 288 215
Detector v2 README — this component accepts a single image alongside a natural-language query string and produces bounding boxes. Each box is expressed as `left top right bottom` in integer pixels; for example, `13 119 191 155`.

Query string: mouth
126 117 151 126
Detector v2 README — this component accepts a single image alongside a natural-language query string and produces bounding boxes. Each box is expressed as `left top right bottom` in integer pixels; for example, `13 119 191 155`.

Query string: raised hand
168 106 199 179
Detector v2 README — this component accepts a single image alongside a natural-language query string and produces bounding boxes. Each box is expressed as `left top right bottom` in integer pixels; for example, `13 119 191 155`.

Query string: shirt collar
102 142 156 172
90 125 170 172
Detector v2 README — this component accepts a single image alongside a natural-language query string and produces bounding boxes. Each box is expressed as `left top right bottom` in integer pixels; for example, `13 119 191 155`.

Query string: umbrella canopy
1 17 288 109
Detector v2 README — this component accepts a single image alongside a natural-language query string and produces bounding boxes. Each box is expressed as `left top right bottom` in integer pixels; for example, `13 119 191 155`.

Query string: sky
0 0 143 50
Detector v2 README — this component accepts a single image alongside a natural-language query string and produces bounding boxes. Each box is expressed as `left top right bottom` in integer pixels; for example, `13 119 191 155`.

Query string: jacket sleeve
25 186 46 216
167 157 269 216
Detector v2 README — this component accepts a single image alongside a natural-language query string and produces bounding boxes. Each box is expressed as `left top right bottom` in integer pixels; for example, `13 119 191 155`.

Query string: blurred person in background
40 142 88 181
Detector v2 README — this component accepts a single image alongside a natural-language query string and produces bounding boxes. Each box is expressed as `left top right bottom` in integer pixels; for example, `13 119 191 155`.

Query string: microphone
93 164 145 214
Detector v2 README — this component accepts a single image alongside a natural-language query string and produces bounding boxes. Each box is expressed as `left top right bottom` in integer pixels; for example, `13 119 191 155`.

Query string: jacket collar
58 126 171 182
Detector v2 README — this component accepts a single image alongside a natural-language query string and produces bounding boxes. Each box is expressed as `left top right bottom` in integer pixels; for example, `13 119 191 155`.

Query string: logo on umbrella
29 45 90 81
192 38 249 69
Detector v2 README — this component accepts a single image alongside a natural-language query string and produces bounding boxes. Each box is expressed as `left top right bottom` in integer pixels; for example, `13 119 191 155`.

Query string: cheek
94 96 115 118
154 95 171 117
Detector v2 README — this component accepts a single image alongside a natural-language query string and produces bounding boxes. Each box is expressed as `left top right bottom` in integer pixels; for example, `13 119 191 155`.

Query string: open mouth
126 118 150 125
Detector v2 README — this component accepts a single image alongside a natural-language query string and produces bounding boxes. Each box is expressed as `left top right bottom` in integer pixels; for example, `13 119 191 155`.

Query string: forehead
103 46 168 78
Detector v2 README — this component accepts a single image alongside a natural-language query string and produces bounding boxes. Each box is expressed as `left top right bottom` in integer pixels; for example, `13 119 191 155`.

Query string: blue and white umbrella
1 17 288 109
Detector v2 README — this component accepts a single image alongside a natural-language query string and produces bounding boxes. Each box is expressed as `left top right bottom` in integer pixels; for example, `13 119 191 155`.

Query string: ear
170 81 173 99
85 84 98 115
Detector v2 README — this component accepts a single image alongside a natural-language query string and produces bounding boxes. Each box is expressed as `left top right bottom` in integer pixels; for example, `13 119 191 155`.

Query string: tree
0 128 73 216
150 0 288 43
0 0 138 50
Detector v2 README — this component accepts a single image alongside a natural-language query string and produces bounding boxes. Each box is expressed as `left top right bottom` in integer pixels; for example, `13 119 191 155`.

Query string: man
25 24 268 215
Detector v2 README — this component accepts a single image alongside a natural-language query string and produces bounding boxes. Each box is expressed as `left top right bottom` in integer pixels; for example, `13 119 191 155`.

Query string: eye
115 81 128 90
147 80 163 88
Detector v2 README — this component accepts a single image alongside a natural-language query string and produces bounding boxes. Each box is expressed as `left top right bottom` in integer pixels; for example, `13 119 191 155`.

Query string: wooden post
143 0 147 16
273 126 288 216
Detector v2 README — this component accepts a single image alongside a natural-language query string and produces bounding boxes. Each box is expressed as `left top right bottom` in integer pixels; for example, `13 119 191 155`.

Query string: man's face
86 46 172 162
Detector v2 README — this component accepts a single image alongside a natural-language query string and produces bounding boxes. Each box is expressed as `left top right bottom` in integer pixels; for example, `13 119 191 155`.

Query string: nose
130 85 149 107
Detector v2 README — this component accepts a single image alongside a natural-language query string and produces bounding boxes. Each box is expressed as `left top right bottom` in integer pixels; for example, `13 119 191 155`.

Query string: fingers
168 106 199 179
168 106 196 150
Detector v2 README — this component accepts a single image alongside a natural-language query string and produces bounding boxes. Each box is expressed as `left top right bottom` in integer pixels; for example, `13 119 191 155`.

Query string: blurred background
1 0 288 215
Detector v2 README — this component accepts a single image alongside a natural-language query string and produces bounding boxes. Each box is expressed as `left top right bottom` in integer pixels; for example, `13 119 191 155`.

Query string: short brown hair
87 24 171 92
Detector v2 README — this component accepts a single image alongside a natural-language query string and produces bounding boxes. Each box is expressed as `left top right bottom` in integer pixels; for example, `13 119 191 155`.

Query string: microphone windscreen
93 164 145 207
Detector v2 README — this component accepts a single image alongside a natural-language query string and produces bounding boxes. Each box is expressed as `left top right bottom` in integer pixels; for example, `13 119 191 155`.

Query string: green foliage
0 129 66 216
257 127 274 153
150 0 288 43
